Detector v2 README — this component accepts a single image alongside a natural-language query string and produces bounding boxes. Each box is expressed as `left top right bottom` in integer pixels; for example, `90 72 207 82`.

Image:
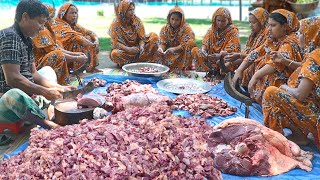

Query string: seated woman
191 7 240 76
263 17 320 148
268 17 320 70
32 4 87 85
52 3 99 72
263 37 320 148
223 7 269 72
109 0 159 66
233 9 302 104
157 6 196 71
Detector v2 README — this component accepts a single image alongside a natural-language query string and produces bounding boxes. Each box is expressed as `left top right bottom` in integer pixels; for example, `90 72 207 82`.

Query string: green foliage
295 0 315 3
99 37 111 51
97 10 104 17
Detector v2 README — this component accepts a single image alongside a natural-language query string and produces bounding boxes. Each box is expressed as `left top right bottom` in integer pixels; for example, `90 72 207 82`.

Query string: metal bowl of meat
288 0 319 15
157 78 212 94
122 62 169 77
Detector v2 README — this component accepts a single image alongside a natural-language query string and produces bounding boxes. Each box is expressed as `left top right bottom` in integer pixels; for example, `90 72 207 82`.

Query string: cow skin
207 118 313 176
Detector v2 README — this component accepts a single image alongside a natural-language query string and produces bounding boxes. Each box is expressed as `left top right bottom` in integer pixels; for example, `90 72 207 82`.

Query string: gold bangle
288 61 294 67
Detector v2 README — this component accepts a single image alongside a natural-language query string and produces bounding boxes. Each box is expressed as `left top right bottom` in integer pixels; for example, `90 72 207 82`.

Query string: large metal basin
288 0 319 15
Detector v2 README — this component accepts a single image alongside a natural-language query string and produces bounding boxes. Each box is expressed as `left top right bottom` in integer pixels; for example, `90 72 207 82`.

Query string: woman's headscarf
271 9 299 34
300 17 320 53
243 7 269 53
115 0 134 22
43 3 55 18
250 7 269 27
211 7 232 31
167 6 185 28
57 3 78 21
164 6 189 38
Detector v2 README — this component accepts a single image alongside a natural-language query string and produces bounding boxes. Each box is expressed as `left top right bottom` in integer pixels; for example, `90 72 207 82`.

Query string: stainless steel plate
122 63 169 77
157 78 212 94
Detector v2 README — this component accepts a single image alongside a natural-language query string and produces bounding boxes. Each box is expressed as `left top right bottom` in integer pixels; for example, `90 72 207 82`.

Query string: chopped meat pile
106 92 173 113
106 80 157 97
104 80 164 113
130 67 160 73
207 118 313 176
0 104 221 180
172 94 237 118
84 78 107 87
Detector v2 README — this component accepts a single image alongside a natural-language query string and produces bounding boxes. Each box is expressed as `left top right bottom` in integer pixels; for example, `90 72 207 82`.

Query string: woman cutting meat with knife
191 7 241 77
233 9 302 104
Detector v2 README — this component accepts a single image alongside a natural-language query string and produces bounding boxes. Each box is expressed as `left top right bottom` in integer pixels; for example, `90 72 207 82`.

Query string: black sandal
0 134 12 146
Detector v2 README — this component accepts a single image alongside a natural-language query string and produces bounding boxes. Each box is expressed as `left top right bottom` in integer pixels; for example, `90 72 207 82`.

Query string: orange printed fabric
192 7 240 72
32 28 70 85
249 9 302 104
243 7 269 54
203 7 240 54
263 48 320 149
300 17 320 54
158 6 196 70
52 3 98 72
108 0 158 66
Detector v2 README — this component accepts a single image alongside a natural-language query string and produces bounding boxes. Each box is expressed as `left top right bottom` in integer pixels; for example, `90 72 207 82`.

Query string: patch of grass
99 37 111 51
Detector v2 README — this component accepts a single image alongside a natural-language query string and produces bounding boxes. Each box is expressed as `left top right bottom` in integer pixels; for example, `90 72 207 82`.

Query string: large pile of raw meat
104 80 173 113
0 104 222 179
207 118 313 176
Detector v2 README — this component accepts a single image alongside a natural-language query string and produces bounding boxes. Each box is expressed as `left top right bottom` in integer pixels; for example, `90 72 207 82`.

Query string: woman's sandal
0 134 12 146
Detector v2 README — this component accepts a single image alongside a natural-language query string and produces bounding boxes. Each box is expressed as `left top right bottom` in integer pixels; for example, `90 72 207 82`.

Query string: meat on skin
106 92 172 113
208 117 313 176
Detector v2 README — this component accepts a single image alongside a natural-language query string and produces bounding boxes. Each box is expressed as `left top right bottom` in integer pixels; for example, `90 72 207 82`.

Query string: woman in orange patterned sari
191 7 240 75
52 3 99 72
157 6 196 71
32 4 87 85
109 0 159 66
233 9 302 104
263 17 320 147
223 7 269 71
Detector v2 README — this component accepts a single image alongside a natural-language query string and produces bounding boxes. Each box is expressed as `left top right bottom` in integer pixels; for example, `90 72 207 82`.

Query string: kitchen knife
61 81 95 100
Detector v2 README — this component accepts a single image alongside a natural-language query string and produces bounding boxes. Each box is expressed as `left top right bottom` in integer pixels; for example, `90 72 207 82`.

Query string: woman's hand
164 47 176 55
208 53 219 63
94 40 100 52
157 47 164 55
79 54 89 63
127 46 140 54
232 70 242 83
270 51 285 64
248 77 258 94
139 44 145 57
199 48 208 58
224 53 240 62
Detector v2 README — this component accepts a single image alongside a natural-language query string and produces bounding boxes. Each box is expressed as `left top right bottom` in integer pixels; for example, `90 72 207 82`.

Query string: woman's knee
263 86 279 103
110 49 120 60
